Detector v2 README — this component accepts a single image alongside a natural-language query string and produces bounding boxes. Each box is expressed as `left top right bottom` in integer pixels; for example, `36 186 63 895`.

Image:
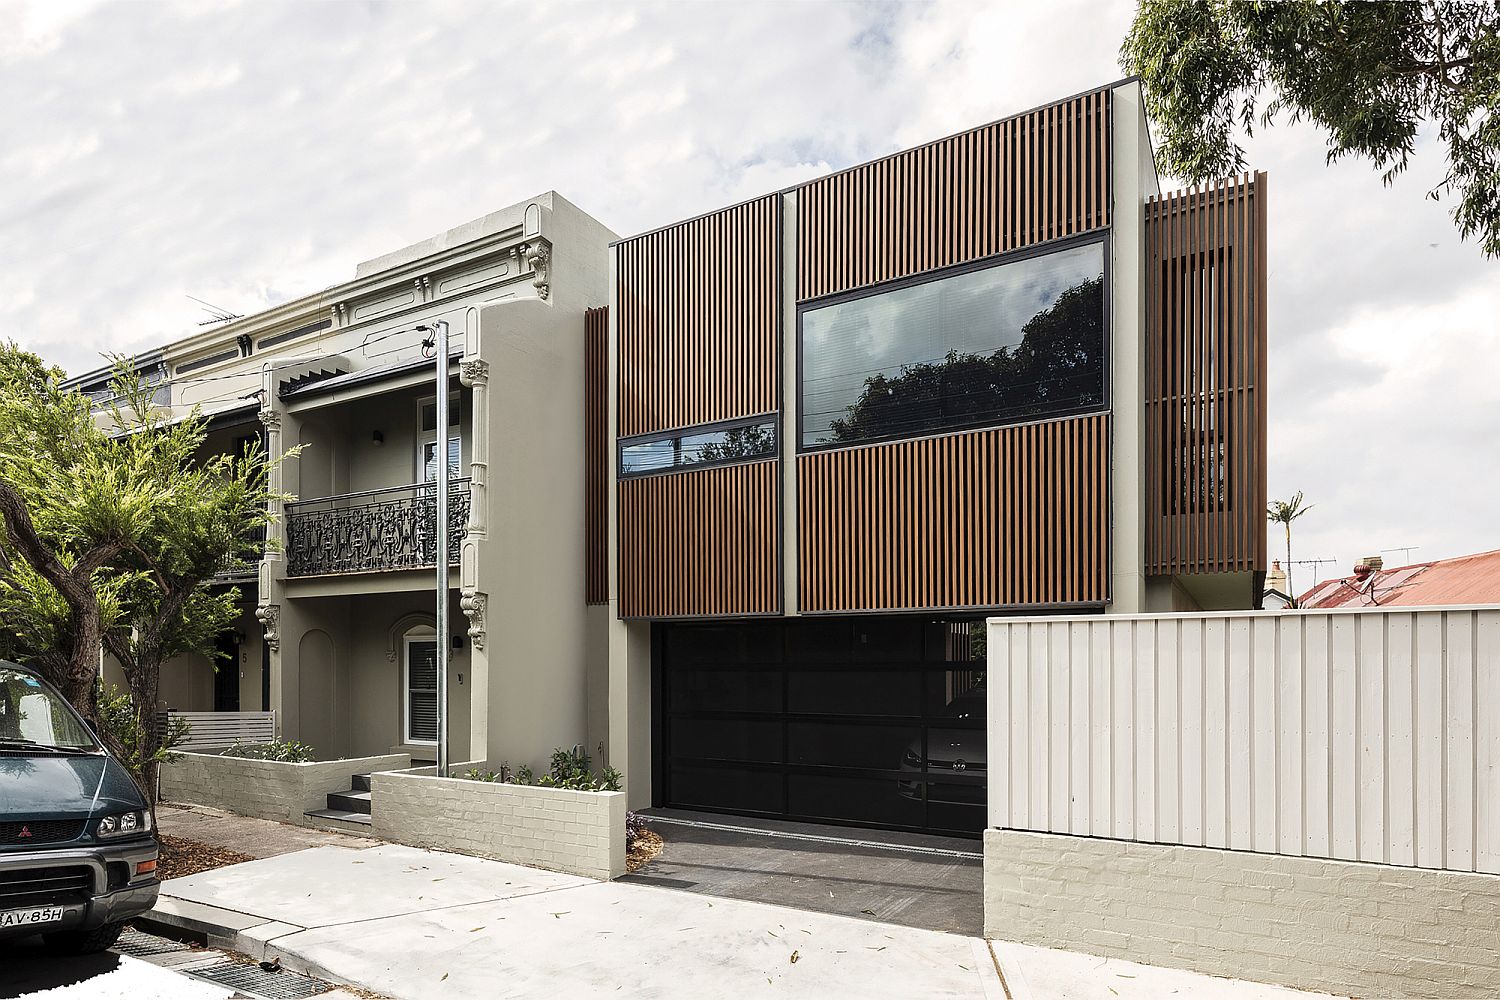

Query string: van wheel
44 920 126 954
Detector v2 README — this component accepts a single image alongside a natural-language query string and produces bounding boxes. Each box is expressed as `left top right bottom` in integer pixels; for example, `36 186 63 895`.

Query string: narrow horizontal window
799 239 1106 449
620 418 777 476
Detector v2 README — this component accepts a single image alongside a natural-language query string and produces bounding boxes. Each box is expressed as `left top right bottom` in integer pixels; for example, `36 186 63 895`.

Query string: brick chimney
1266 559 1288 594
1353 555 1384 580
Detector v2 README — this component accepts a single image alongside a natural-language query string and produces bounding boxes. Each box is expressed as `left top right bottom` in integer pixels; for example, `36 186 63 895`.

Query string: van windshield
0 666 99 752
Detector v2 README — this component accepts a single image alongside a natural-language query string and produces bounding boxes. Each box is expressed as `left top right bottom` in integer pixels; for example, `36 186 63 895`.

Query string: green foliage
222 740 317 763
463 748 623 792
0 342 292 805
1122 1 1500 256
94 683 190 776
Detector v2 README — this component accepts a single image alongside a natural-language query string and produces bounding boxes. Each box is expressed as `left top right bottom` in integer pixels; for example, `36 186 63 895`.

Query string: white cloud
1 0 1496 569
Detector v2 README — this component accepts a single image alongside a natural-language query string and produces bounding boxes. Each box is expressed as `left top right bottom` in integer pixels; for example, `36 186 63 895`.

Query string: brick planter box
160 751 410 827
370 765 626 880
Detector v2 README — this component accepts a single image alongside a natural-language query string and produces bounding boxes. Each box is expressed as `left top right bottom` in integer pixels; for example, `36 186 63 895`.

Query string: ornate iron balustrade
285 479 471 577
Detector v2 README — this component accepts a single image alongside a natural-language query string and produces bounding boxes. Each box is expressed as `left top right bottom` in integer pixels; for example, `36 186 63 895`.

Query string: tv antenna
1291 557 1338 589
187 294 243 326
1382 546 1419 565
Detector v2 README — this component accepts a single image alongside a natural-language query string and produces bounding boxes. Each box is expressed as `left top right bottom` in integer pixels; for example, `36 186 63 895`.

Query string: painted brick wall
371 766 625 880
985 828 1500 999
160 752 410 826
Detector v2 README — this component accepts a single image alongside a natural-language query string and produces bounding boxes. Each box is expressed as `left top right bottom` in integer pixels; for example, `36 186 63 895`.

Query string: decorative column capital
460 591 487 651
521 241 551 301
460 359 489 386
258 408 282 430
255 603 281 652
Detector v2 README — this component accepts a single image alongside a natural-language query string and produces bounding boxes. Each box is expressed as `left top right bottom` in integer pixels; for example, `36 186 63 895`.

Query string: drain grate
188 961 330 999
113 927 194 957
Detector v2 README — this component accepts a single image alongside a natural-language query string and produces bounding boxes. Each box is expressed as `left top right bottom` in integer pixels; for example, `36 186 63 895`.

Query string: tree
0 348 135 714
1267 491 1314 606
1121 1 1500 257
0 347 278 804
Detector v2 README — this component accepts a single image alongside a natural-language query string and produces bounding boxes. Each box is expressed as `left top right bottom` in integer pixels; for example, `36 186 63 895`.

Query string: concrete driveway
624 811 984 935
152 843 1003 1000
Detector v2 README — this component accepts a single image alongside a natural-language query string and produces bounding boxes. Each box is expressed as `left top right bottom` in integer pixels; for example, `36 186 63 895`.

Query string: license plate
0 905 66 928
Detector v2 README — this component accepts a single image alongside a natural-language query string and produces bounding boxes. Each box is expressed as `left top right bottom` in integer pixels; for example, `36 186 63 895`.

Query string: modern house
74 193 617 769
597 78 1268 835
72 76 1265 841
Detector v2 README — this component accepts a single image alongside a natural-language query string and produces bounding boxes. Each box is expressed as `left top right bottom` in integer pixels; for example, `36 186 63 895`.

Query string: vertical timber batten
1144 172 1268 576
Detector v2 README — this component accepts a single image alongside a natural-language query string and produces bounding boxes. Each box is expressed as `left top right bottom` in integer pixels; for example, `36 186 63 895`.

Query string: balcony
285 480 471 577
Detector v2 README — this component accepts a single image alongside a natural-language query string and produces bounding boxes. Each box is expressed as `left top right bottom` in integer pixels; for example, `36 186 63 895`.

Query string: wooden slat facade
796 89 1111 303
1144 172 1267 576
618 461 780 618
616 195 781 438
584 306 609 605
798 415 1110 612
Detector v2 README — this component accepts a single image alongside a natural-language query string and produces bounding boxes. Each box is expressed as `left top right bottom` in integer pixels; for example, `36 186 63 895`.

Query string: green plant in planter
462 747 622 791
222 739 316 762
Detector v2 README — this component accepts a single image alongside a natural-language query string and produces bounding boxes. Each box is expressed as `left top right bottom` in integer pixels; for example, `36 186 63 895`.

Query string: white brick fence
985 605 1500 999
370 764 626 880
160 751 410 828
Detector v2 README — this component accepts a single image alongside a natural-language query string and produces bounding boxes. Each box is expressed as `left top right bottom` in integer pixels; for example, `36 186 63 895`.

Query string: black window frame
617 413 779 479
795 231 1111 453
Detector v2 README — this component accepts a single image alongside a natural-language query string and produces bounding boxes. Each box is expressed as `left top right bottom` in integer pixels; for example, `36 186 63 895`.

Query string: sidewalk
145 841 1344 1000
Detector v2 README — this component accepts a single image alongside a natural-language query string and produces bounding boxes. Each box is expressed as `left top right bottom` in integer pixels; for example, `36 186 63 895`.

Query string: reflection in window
620 419 776 476
800 240 1106 448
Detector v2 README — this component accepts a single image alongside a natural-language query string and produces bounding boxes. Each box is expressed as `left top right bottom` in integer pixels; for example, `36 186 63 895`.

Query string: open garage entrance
656 616 987 837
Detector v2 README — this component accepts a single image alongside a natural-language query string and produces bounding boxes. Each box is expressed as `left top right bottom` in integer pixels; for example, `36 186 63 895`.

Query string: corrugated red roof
1298 548 1500 609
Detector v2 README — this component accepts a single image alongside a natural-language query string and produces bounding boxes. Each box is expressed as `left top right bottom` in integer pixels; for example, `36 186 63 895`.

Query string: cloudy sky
3 0 1497 588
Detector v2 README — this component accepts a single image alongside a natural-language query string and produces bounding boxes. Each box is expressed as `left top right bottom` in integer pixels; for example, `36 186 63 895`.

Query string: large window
799 239 1106 449
619 417 777 476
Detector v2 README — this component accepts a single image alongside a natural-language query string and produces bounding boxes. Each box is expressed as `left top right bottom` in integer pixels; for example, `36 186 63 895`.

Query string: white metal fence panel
987 606 1500 874
163 710 277 751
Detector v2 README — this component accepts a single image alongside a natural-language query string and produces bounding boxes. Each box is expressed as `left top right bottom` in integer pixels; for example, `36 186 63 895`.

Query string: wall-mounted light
372 430 384 446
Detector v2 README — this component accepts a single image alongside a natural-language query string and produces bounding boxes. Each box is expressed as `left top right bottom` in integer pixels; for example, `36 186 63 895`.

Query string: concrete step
350 773 372 792
305 808 372 827
325 789 372 814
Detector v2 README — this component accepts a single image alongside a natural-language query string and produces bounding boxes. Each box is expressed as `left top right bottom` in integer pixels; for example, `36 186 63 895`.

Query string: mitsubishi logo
17 825 32 839
952 759 967 772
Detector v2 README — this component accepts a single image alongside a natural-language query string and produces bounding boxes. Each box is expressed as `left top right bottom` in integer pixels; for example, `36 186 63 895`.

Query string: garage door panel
670 669 784 713
787 669 923 716
662 617 988 836
787 721 921 770
671 717 784 763
671 764 785 814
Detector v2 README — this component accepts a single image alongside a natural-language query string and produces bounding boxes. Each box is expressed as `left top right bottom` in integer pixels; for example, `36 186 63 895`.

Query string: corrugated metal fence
988 607 1500 874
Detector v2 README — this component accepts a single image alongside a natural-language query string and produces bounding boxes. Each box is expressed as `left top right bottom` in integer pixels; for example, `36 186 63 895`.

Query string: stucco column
460 352 490 760
1108 80 1150 613
255 378 290 732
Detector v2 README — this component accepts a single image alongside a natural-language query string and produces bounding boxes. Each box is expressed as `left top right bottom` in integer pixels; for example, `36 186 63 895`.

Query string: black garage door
659 617 987 836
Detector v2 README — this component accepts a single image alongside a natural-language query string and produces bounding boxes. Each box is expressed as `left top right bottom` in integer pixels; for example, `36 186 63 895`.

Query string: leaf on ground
552 912 569 919
469 927 485 933
441 973 449 982
860 909 877 916
790 950 799 965
767 931 778 938
867 946 886 952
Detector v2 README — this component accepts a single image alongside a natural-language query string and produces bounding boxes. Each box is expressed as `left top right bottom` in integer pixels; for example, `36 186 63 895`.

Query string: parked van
0 661 159 953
